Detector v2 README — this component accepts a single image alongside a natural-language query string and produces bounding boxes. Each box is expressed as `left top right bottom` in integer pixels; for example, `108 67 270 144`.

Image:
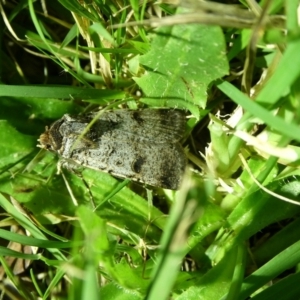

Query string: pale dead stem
239 154 300 206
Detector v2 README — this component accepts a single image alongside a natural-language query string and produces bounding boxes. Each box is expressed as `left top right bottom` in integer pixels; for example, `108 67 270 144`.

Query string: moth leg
60 168 79 207
56 159 79 174
56 160 63 175
57 159 95 209
71 169 96 209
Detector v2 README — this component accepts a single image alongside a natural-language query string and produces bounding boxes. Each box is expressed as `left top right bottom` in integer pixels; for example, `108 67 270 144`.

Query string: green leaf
146 176 207 300
0 120 35 168
177 246 242 300
135 15 228 114
209 176 300 263
100 283 143 300
249 272 300 300
58 0 100 23
239 239 300 299
0 85 125 100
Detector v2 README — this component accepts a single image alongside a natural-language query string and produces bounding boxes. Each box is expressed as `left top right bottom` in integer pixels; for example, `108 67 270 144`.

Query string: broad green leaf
0 120 35 168
135 13 228 115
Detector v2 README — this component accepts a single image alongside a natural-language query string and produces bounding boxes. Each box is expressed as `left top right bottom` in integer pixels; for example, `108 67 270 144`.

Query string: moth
38 109 186 190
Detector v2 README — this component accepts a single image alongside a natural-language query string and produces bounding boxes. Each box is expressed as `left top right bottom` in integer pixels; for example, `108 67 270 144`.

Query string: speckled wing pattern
38 109 186 190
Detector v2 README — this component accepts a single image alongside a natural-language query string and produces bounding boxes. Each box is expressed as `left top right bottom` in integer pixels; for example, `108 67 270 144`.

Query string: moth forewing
89 109 186 143
38 109 186 190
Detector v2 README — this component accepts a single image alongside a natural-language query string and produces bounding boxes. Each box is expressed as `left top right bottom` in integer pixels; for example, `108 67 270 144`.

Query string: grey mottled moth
38 109 186 190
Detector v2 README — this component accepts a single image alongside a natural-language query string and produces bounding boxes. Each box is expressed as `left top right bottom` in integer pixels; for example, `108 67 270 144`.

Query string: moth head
37 129 55 151
37 119 64 152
